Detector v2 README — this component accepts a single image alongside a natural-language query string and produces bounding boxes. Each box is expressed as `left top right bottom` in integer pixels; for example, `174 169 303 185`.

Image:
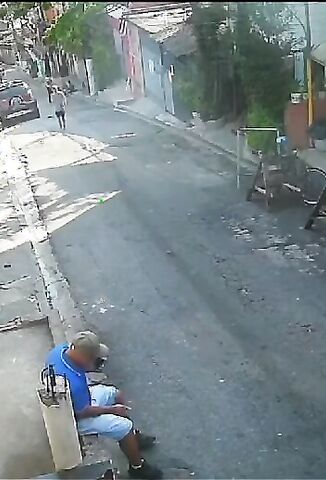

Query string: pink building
107 4 144 99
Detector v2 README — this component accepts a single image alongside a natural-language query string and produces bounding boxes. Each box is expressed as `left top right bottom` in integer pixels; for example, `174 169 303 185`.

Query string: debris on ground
111 133 136 139
301 324 315 333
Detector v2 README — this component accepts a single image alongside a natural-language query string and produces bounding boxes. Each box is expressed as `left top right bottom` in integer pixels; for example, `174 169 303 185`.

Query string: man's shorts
78 384 133 441
55 110 65 119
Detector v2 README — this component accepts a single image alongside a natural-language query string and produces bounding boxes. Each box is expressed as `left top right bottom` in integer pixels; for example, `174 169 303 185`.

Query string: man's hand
109 404 131 417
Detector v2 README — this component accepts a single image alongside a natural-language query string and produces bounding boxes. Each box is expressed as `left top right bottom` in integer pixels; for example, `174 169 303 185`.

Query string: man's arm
77 404 129 420
60 92 67 107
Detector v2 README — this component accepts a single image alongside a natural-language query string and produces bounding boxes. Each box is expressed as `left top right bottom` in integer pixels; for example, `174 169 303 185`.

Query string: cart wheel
303 167 326 205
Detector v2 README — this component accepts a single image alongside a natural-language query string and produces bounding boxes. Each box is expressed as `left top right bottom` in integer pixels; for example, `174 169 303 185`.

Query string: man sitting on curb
46 331 162 480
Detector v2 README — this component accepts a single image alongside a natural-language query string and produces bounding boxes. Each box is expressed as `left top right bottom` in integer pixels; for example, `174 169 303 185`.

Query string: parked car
0 80 40 129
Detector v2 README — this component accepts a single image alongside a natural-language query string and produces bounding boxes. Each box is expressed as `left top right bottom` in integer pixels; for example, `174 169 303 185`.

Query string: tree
236 3 294 116
46 3 89 57
0 2 53 21
191 2 295 129
234 3 295 152
0 2 48 65
191 2 233 120
84 7 121 90
47 2 121 90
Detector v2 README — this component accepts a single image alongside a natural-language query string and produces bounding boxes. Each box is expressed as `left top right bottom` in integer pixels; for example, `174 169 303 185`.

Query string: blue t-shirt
46 343 91 414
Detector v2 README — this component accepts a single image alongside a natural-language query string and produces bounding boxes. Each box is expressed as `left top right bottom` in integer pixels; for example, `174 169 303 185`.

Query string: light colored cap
71 331 109 358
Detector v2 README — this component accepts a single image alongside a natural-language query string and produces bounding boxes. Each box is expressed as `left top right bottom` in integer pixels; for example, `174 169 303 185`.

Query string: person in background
65 79 76 93
46 331 162 480
45 77 53 103
52 85 67 130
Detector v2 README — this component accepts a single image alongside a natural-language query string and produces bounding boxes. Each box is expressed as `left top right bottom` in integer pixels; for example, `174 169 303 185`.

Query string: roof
106 4 128 19
160 23 196 56
127 4 192 36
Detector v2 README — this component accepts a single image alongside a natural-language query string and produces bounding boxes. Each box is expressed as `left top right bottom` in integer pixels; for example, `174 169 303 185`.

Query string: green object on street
99 198 105 204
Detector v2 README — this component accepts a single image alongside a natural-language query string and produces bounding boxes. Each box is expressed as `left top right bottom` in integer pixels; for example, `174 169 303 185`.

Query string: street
5 72 326 479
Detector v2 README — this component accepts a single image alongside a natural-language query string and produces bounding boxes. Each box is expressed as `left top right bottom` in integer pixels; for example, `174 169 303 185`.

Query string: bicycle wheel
303 167 326 205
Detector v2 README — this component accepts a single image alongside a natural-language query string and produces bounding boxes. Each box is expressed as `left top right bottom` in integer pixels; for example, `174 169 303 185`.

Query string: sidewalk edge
116 104 257 170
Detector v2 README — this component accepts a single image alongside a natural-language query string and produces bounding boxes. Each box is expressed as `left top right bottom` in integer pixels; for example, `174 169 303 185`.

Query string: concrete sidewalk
0 135 124 479
0 69 134 479
30 70 326 172
0 154 54 478
83 80 326 172
117 95 326 173
28 71 257 169
79 81 256 164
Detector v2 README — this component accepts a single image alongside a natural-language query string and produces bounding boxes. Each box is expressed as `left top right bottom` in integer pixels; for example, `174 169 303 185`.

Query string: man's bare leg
119 431 142 466
119 432 162 478
114 390 155 450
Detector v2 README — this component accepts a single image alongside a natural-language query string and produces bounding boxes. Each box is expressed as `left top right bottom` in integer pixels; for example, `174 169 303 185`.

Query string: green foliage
87 12 121 90
48 3 120 89
173 59 201 113
247 103 279 153
0 2 34 19
47 3 89 56
191 2 294 126
191 3 233 120
237 32 292 121
246 2 294 46
236 3 293 125
0 2 54 20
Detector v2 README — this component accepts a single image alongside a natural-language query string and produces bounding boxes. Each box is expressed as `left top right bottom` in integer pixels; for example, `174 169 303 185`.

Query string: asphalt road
6 72 326 479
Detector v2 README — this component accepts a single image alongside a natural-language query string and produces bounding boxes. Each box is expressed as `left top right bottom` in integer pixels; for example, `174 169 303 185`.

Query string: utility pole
304 2 313 127
82 2 91 95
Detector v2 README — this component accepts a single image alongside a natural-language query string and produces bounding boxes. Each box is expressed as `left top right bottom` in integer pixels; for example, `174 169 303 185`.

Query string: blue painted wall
139 31 165 109
138 29 193 121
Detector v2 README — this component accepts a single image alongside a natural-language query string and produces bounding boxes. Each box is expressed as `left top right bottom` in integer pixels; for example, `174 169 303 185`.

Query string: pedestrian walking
0 67 5 83
52 86 67 130
45 77 53 103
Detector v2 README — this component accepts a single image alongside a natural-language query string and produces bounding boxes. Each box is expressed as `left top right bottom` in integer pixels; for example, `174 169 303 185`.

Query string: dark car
0 80 40 129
